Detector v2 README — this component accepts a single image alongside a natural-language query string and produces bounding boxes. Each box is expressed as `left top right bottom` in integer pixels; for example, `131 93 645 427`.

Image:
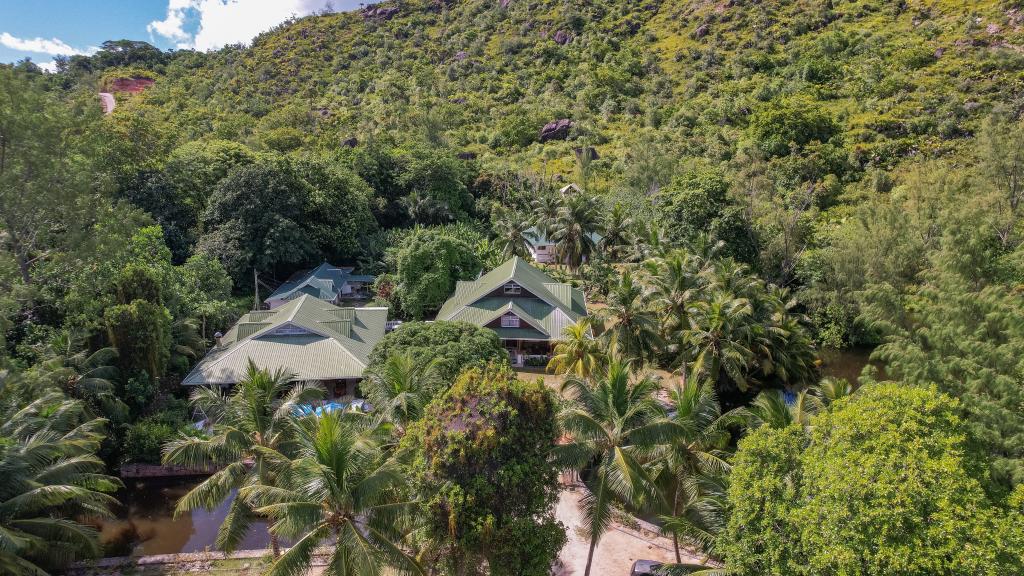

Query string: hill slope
102 0 1024 172
59 0 1024 347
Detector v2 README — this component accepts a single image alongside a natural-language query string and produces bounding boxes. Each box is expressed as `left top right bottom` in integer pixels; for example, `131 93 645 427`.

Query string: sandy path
553 488 700 575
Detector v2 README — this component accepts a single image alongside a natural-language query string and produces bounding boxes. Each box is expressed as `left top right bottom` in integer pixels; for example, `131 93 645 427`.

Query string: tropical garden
3 0 1024 574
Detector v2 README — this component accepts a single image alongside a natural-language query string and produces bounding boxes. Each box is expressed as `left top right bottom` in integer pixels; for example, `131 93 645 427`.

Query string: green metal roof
265 262 375 303
437 256 587 340
183 295 388 385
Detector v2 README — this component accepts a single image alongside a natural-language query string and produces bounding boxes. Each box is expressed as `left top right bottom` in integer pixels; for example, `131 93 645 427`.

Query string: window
501 313 520 328
260 323 313 337
503 282 521 295
537 245 547 252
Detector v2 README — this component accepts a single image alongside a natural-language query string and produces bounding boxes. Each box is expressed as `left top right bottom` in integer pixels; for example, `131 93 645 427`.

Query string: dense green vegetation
3 0 1024 573
722 385 1024 575
366 320 508 395
403 364 564 575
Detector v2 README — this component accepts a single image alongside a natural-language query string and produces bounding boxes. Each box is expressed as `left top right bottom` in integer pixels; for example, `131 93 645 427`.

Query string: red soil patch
107 77 154 93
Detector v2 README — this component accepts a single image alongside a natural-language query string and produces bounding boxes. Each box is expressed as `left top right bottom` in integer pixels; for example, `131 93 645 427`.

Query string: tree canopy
403 364 564 576
721 383 1024 575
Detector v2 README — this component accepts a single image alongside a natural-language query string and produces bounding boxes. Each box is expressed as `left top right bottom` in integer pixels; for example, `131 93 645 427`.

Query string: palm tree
600 271 664 363
626 220 673 263
740 388 820 430
815 376 857 405
551 195 603 271
554 361 666 576
0 392 122 575
241 411 422 576
684 293 761 392
547 318 605 378
599 203 633 261
741 378 858 430
405 192 452 224
362 352 436 432
163 362 323 556
702 258 759 301
656 474 729 575
474 237 506 270
643 251 704 360
29 332 127 422
530 194 562 240
492 208 534 260
652 380 735 562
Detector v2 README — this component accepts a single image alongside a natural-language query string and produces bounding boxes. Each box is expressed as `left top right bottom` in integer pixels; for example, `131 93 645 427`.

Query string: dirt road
553 488 701 575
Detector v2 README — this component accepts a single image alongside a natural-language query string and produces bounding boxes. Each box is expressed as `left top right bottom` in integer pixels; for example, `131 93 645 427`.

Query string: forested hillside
61 0 1024 335
3 0 1024 573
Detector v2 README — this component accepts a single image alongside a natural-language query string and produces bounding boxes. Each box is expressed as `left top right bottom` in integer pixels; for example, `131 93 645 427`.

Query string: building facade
436 256 588 366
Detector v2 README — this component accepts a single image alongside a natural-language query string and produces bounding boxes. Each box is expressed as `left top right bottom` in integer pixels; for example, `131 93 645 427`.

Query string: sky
0 0 368 71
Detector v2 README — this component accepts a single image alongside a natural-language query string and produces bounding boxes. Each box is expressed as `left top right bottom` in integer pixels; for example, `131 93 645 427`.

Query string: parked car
631 560 663 576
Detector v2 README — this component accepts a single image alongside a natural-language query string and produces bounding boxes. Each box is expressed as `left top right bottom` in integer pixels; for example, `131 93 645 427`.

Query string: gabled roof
183 295 388 385
265 262 374 303
524 226 602 248
436 256 587 339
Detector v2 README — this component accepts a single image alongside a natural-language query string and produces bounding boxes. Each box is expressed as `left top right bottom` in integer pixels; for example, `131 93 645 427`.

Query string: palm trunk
271 533 281 558
584 476 606 576
672 489 681 563
583 533 599 576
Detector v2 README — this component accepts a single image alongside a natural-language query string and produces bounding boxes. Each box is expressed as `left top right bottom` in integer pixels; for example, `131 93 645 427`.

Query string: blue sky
0 1 368 69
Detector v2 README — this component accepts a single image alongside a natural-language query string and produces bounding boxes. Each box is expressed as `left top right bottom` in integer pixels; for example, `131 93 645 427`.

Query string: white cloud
0 32 95 56
148 0 341 51
37 61 59 73
146 0 194 45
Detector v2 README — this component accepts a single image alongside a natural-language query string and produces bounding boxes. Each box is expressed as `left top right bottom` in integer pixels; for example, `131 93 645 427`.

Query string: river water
97 478 275 557
97 349 877 557
818 347 878 382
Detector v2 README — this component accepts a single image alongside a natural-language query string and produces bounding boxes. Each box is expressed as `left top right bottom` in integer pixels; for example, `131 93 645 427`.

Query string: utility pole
253 268 259 310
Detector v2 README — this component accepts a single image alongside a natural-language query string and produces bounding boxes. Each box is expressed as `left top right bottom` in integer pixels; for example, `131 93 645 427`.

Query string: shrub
747 95 838 157
366 321 507 400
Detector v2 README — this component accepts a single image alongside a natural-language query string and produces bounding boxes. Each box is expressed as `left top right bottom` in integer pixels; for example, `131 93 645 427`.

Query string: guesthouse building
436 256 588 366
183 295 388 399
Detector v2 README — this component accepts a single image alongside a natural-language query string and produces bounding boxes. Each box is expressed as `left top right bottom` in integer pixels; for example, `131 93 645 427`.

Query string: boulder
573 147 599 161
539 119 573 142
694 24 710 39
500 0 512 7
454 50 469 61
363 5 399 20
553 30 573 45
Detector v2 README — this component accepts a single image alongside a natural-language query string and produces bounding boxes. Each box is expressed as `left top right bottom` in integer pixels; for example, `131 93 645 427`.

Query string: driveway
553 488 702 575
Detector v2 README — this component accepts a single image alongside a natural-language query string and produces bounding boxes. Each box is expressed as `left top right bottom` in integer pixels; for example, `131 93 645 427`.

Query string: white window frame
501 313 520 328
503 282 522 295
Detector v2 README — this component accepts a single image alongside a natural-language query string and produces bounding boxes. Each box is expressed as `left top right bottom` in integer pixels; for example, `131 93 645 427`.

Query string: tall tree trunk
672 489 681 563
583 533 599 576
584 476 606 576
270 533 281 558
6 228 32 285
